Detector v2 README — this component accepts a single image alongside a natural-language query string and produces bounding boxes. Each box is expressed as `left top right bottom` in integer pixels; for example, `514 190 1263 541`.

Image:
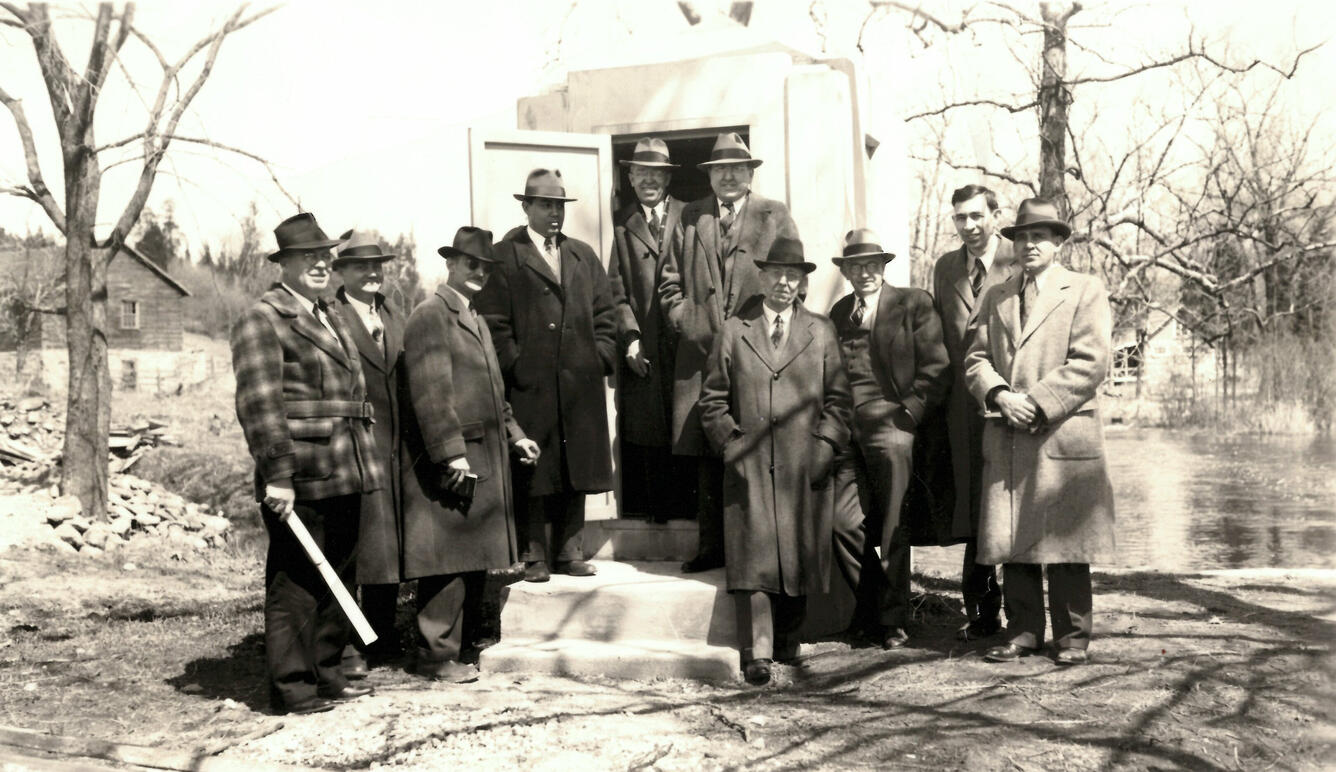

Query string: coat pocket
460 421 492 481
287 417 336 481
1043 414 1103 460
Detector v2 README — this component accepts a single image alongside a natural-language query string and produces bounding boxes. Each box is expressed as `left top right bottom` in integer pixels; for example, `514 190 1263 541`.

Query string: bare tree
1 2 279 518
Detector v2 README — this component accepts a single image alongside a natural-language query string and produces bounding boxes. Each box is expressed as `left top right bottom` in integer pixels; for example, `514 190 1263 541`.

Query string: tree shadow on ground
166 631 269 712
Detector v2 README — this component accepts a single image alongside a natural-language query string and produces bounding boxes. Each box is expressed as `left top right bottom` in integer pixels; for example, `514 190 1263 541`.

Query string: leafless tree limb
0 84 67 232
906 98 1037 121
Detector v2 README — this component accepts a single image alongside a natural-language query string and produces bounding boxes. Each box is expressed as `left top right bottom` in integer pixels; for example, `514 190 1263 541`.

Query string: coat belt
286 399 375 421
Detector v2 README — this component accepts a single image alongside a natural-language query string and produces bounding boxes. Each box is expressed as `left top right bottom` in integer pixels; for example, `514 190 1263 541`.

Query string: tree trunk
1038 2 1073 217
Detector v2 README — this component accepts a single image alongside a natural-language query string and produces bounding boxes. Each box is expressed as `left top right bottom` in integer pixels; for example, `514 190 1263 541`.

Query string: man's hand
264 480 296 520
444 457 470 487
625 338 650 378
995 390 1038 429
513 438 540 466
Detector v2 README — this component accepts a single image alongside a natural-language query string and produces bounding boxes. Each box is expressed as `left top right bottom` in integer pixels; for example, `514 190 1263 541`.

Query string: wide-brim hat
513 169 577 202
266 212 343 262
619 137 679 168
753 236 816 274
999 197 1072 240
437 226 499 263
333 229 396 266
698 132 763 168
831 228 895 264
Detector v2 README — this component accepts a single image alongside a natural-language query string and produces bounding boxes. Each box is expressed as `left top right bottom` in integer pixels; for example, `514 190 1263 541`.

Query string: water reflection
1105 428 1336 570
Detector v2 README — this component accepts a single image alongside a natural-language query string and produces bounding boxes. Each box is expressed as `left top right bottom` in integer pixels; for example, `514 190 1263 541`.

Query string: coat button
543 288 551 294
773 372 780 381
547 322 557 330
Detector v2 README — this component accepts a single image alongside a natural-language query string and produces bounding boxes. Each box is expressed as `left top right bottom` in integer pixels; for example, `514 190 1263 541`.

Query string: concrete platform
481 638 740 682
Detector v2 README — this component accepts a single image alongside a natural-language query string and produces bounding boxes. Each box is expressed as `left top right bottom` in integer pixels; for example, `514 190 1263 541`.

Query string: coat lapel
265 288 351 370
558 234 581 290
696 210 724 315
873 287 907 350
1018 265 1071 348
335 289 388 373
382 301 404 372
437 284 483 344
516 232 562 292
950 247 974 311
625 207 658 255
772 311 815 371
998 273 1023 347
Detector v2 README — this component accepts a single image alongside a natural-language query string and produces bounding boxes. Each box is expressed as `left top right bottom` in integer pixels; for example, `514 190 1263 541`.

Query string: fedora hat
513 169 577 202
266 212 343 262
831 228 895 264
753 236 816 274
437 226 498 263
698 132 763 168
1000 198 1072 240
619 137 679 168
333 229 396 266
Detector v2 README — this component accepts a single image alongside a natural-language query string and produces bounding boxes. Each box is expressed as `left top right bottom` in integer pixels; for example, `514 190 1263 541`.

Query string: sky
1 0 1333 283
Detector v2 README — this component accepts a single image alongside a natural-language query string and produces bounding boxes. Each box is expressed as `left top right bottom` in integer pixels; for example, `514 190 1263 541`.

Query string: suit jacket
609 197 685 446
659 192 799 455
331 288 404 585
399 285 523 578
931 239 1016 538
964 264 1115 564
474 227 618 496
231 285 382 502
828 286 949 423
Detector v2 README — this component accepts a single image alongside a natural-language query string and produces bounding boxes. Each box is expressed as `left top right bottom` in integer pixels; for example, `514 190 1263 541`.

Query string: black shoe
1055 648 1089 666
318 683 374 701
553 559 597 577
983 643 1037 663
524 561 551 583
343 656 369 681
415 660 481 683
680 553 724 573
882 627 911 650
743 658 772 685
283 696 335 716
957 618 1003 642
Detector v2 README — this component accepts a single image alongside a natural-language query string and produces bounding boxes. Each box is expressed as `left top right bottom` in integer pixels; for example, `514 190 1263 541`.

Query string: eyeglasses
843 262 882 275
466 257 494 273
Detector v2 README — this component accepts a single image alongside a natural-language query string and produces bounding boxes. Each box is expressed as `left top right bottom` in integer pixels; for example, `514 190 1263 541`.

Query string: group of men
232 130 1115 709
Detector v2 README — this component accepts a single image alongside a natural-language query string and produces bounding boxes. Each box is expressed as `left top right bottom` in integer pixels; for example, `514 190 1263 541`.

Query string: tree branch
0 84 67 233
1067 40 1324 86
905 97 1037 121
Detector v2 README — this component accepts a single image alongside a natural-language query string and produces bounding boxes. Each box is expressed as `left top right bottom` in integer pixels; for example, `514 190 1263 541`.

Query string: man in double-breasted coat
965 198 1115 667
698 237 852 685
827 229 949 649
475 169 619 582
609 137 692 521
660 132 800 573
401 227 540 682
231 213 381 715
330 231 405 674
931 184 1014 640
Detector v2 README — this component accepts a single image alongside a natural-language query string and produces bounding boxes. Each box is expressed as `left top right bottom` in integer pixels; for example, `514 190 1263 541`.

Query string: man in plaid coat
231 213 383 715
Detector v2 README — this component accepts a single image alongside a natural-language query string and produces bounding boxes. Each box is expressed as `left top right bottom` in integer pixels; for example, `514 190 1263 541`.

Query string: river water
1104 428 1336 570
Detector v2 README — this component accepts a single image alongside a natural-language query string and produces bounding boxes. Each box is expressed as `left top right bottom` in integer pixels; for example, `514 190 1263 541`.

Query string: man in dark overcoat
609 137 691 521
827 229 949 649
659 132 800 573
931 184 1014 640
965 198 1115 666
475 169 619 582
401 227 541 682
330 231 404 675
231 212 380 715
698 237 852 685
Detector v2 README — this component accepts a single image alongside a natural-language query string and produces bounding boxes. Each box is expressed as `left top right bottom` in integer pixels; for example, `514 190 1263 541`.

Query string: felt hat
266 213 342 262
333 230 396 266
753 236 816 274
619 137 679 168
437 226 498 263
831 228 895 264
698 132 763 168
513 169 577 202
999 197 1072 240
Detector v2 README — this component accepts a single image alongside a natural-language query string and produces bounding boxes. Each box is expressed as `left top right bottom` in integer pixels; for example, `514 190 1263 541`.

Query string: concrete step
480 637 740 682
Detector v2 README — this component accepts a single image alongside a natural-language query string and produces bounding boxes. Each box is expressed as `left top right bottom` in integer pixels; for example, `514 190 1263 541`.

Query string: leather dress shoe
1055 648 1089 666
343 657 369 681
524 561 551 583
957 618 1003 642
415 660 480 683
882 627 911 650
743 658 773 685
283 696 335 716
680 553 724 573
318 683 374 701
554 559 597 577
983 642 1037 663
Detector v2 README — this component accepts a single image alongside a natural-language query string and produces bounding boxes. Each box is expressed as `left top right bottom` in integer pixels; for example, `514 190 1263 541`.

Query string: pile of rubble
0 396 179 474
36 474 232 556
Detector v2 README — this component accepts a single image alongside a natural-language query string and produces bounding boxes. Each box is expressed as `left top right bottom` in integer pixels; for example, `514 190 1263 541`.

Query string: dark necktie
648 207 662 244
1020 276 1038 327
971 259 986 299
851 295 867 327
720 201 735 234
772 314 784 348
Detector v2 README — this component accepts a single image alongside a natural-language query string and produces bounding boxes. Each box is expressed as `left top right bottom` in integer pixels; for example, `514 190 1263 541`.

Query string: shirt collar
855 284 882 307
343 291 377 316
717 194 747 216
1025 263 1056 293
641 198 665 221
443 284 473 310
967 234 999 273
280 282 320 314
761 301 793 328
528 226 556 249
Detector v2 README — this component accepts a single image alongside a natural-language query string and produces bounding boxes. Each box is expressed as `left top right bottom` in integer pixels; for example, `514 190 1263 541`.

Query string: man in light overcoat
964 198 1115 666
660 132 800 573
475 169 619 582
931 184 1014 640
400 227 541 682
231 212 380 714
698 237 852 685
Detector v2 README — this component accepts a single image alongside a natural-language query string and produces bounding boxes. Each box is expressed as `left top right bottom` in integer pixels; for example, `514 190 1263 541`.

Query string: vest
834 309 883 407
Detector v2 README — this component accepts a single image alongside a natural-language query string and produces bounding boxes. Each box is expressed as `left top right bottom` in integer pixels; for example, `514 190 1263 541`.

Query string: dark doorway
611 127 750 212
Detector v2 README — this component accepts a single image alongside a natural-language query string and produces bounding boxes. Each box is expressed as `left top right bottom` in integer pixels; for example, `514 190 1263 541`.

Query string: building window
120 300 140 330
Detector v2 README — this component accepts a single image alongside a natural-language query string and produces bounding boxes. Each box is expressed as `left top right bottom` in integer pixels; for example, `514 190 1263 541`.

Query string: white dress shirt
852 285 883 330
342 292 383 342
761 302 794 349
281 282 339 341
717 194 747 222
528 225 561 283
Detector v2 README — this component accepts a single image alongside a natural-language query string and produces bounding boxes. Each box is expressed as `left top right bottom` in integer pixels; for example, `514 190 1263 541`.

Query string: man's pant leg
734 590 774 663
962 410 1002 626
517 493 547 564
695 456 725 560
831 445 868 594
773 593 808 658
1001 563 1046 650
416 572 485 665
550 492 587 563
857 402 916 630
1047 563 1092 650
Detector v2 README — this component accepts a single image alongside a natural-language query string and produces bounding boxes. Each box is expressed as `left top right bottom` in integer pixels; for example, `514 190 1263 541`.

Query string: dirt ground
1 531 1332 772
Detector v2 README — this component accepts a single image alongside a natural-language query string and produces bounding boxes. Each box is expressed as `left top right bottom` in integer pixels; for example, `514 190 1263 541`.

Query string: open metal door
467 128 619 519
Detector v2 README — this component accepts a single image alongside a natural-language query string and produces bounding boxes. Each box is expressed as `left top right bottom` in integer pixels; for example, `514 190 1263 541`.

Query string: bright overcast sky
1 0 1332 278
